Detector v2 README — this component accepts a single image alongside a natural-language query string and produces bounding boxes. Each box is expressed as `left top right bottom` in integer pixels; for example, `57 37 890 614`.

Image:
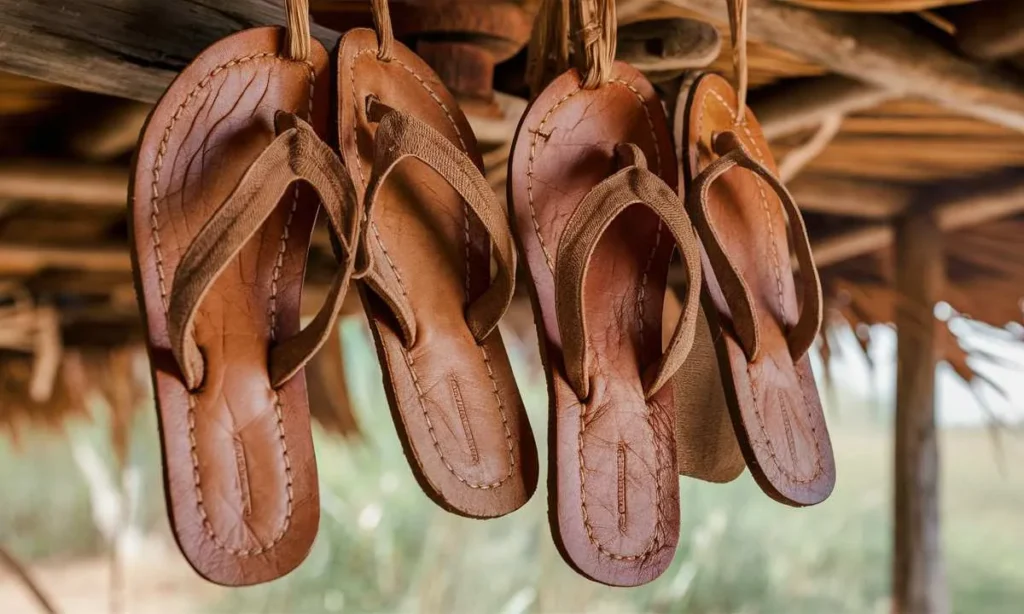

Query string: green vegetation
2 322 1023 613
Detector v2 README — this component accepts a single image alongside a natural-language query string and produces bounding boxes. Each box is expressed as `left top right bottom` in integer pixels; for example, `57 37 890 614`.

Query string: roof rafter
0 0 339 103
668 0 1024 132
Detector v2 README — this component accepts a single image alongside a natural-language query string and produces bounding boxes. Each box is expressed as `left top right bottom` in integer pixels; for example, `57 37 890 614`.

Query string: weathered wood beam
778 112 844 182
789 175 912 219
893 210 949 614
813 174 1024 267
0 244 130 275
0 161 127 209
668 0 1024 132
751 75 895 141
812 224 894 268
934 179 1024 230
0 0 339 103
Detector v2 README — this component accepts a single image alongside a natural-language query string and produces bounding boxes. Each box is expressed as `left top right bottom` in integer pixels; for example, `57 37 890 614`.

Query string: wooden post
893 211 949 614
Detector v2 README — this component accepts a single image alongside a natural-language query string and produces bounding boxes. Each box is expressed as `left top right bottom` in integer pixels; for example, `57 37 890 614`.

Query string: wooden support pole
667 0 1024 132
812 175 1024 267
893 210 949 614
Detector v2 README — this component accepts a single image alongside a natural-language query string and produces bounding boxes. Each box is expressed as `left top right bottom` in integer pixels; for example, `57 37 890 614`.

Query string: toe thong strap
685 130 822 362
357 97 517 346
555 143 703 401
168 113 361 391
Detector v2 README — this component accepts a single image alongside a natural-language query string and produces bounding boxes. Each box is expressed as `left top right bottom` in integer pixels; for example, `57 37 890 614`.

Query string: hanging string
371 0 395 61
574 0 617 90
726 0 749 123
285 0 311 62
526 0 616 95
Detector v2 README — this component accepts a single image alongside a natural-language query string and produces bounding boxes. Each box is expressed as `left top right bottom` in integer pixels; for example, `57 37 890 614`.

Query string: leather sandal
511 0 703 587
335 0 538 519
677 72 836 506
131 4 360 585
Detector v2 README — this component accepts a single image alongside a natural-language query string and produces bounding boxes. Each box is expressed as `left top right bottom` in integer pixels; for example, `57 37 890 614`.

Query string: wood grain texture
0 0 338 102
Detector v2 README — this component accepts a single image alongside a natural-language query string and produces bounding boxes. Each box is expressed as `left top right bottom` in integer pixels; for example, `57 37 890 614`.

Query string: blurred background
3 0 1024 612
1 318 1022 614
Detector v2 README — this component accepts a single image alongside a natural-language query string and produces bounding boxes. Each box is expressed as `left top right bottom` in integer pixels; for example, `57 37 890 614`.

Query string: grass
2 320 1024 613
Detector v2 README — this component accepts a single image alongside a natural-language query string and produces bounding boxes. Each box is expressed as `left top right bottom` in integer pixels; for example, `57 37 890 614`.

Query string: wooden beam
893 210 949 614
934 179 1024 229
812 175 1024 267
789 175 912 219
668 0 1024 132
0 161 126 209
778 113 844 182
752 75 895 141
0 0 339 103
0 244 130 274
947 0 1024 61
812 224 894 268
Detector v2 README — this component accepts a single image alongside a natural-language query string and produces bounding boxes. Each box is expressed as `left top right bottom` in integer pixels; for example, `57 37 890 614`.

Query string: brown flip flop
131 9 360 584
510 0 703 587
677 72 836 506
335 3 538 519
666 73 745 486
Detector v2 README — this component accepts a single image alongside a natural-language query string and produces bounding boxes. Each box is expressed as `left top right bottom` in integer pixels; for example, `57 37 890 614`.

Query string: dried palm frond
82 346 149 467
0 352 90 445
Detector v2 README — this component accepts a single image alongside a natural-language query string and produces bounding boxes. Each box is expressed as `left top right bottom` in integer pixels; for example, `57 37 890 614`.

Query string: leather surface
131 28 328 585
509 62 681 587
677 73 835 506
336 29 538 518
